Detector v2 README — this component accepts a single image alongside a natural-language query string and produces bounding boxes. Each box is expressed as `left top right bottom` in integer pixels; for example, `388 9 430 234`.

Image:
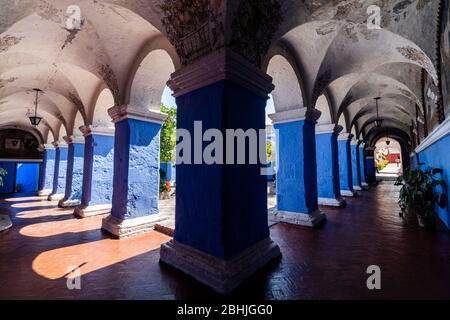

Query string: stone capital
269 108 321 125
43 143 55 150
79 125 115 137
316 123 343 134
338 132 354 141
167 48 275 99
108 105 168 125
350 138 359 145
63 135 85 145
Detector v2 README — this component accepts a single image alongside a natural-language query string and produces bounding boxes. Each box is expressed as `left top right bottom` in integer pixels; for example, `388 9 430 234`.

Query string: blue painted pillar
337 133 355 197
159 51 281 295
74 126 115 218
101 106 167 238
38 144 56 196
269 108 326 226
315 124 345 207
59 136 85 208
365 147 376 183
351 139 362 191
48 142 68 201
359 143 368 187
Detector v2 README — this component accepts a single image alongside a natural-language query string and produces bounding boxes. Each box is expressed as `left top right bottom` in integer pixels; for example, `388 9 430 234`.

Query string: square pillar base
353 186 362 191
38 189 52 196
160 238 281 295
101 214 166 238
0 215 12 232
48 193 64 201
58 199 81 208
270 209 326 227
74 204 112 218
318 196 346 207
341 190 357 197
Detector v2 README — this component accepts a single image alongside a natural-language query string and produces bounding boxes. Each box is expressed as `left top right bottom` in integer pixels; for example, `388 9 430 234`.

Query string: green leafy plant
160 103 177 163
395 163 447 217
266 140 274 163
0 168 6 187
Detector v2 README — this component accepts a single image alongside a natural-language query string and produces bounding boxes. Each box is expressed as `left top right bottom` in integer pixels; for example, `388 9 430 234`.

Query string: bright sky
161 87 275 124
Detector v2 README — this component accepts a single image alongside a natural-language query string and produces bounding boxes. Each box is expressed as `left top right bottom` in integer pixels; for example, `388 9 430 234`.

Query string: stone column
101 106 167 238
351 138 362 191
74 126 115 218
159 49 281 295
338 133 355 197
269 108 326 225
48 141 68 201
38 144 56 196
315 124 346 207
359 142 368 187
58 136 85 208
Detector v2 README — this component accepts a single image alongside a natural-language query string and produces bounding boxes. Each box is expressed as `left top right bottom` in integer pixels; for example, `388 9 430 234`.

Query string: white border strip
415 117 450 153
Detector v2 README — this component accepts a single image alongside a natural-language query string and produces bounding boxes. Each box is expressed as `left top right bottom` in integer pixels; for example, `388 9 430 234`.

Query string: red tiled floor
1 181 450 299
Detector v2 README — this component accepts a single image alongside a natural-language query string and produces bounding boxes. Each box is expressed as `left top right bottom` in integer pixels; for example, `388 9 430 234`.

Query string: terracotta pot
159 191 170 200
417 214 436 230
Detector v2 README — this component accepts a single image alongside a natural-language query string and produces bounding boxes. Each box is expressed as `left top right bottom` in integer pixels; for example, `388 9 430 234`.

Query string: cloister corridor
1 181 450 300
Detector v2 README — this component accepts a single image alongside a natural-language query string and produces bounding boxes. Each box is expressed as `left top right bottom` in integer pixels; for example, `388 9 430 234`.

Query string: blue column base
270 209 326 227
160 237 281 295
341 189 357 197
318 196 346 207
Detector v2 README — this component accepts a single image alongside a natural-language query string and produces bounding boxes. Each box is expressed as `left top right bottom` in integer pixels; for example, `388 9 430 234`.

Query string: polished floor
1 182 450 299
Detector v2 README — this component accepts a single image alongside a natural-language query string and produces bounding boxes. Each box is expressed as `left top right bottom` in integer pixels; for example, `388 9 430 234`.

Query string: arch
92 88 115 130
266 54 304 113
316 94 332 124
127 48 176 111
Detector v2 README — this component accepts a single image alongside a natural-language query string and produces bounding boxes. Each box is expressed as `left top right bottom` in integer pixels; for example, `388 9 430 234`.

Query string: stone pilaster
338 133 356 197
315 124 346 207
101 106 168 238
74 125 115 218
58 136 85 208
159 49 281 294
48 141 68 201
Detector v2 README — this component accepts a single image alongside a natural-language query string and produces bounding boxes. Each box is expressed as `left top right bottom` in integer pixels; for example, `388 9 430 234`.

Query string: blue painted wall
275 119 318 214
338 139 353 192
351 143 361 187
15 163 40 193
416 134 450 228
316 132 341 199
81 134 114 206
0 162 16 194
174 80 268 260
111 119 160 220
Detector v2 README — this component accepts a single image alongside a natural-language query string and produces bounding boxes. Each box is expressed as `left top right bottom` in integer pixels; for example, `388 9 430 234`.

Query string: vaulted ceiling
0 0 441 150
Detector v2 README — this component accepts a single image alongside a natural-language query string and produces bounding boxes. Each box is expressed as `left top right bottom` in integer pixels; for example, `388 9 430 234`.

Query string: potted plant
395 163 447 230
159 170 171 200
